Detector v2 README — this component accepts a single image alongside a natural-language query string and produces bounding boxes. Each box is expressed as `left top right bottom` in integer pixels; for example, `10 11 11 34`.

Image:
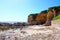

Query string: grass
53 14 60 20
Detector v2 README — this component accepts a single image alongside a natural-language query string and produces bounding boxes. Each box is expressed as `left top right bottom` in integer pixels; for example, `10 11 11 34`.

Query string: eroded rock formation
45 6 60 26
36 10 47 25
28 6 60 26
28 14 38 25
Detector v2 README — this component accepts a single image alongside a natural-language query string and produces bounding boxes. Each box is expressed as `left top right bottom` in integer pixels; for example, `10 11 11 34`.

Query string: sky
0 0 60 22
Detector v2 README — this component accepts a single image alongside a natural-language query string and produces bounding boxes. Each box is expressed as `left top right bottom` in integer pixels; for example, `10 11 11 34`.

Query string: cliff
36 10 47 25
28 14 38 25
28 6 60 26
45 6 60 26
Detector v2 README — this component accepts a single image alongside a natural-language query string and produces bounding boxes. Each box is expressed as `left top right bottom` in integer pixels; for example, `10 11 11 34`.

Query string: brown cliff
28 14 38 25
28 6 60 26
45 6 60 26
36 10 47 24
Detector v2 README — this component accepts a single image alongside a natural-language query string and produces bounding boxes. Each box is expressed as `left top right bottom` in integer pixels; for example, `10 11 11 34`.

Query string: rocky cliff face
45 6 60 26
36 10 47 25
28 14 38 25
28 6 60 25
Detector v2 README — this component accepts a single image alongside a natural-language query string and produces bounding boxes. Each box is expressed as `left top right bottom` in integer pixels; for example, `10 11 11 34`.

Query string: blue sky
0 0 60 22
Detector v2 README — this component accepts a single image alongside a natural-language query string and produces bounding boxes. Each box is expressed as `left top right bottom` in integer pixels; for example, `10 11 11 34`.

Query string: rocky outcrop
28 6 60 26
45 6 60 26
36 10 47 25
45 9 54 26
28 14 38 25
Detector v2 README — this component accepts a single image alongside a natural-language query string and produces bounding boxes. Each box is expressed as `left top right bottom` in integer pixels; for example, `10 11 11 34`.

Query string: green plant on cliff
53 14 60 20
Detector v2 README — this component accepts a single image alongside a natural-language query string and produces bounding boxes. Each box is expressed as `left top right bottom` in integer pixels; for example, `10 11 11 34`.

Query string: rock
45 21 51 26
28 14 38 25
28 6 60 25
36 10 47 24
45 6 60 26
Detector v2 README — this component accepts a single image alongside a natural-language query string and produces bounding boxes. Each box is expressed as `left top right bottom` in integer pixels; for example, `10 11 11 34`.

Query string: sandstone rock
36 12 47 24
45 21 51 26
28 14 38 25
45 6 60 26
28 6 60 25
